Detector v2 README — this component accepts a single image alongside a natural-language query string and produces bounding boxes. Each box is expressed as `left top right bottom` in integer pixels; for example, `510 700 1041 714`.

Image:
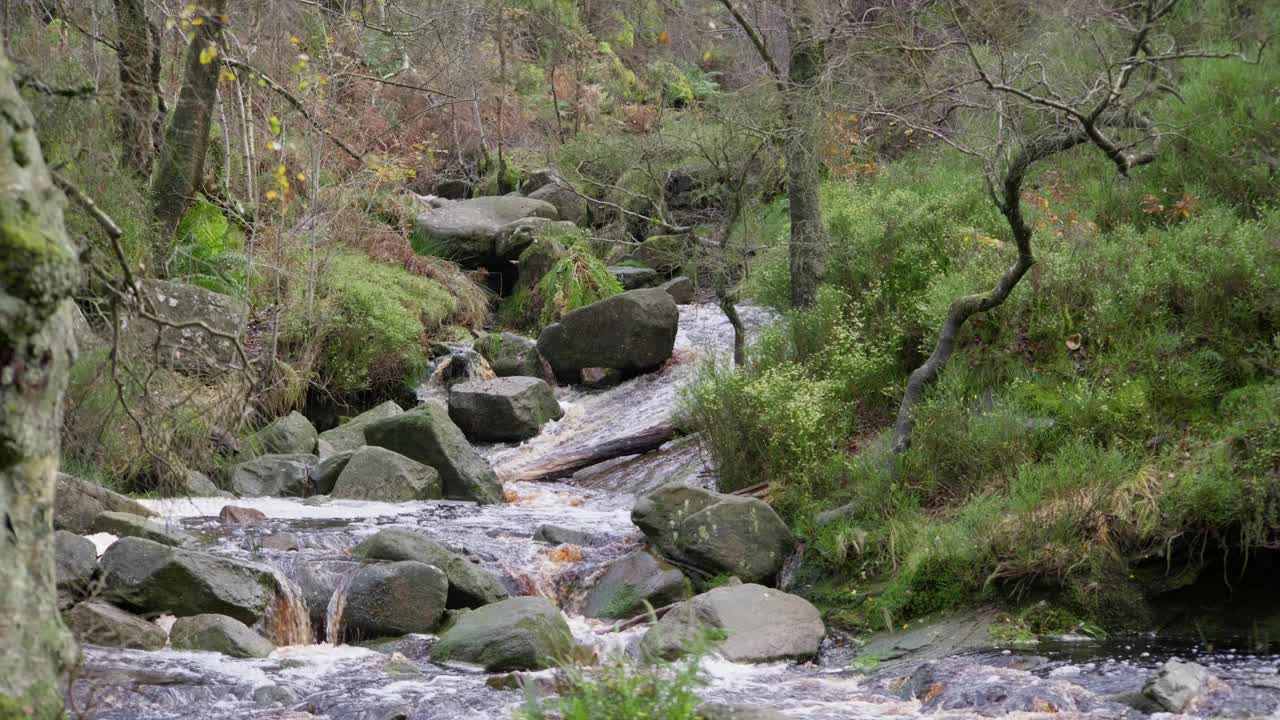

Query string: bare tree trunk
783 4 826 309
150 0 228 259
112 0 159 177
495 0 512 193
718 292 746 367
0 45 82 718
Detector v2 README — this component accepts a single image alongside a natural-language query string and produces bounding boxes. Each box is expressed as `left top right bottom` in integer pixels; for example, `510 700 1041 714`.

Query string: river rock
414 196 559 267
173 470 231 498
91 511 193 548
331 446 442 502
259 532 300 552
1143 659 1225 713
533 524 606 547
632 483 794 585
351 528 508 608
698 705 793 720
55 530 98 608
537 288 678 382
528 181 588 226
100 537 278 624
66 600 167 650
609 265 661 290
582 549 688 619
170 613 275 658
431 596 572 671
252 411 318 455
496 217 571 261
229 453 318 497
364 402 503 504
219 505 267 525
661 276 695 304
640 584 824 662
340 561 449 639
514 235 568 290
448 377 563 442
318 400 404 453
54 472 155 534
123 279 246 375
309 450 354 495
519 168 562 195
474 332 547 379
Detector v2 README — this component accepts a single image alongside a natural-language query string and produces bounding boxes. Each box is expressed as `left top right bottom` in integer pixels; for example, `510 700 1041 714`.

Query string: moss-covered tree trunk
113 0 159 178
150 0 227 260
0 45 82 719
783 2 826 309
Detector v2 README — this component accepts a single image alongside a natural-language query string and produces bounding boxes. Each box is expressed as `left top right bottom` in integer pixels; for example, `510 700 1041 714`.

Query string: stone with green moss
536 288 677 381
351 527 508 608
639 584 823 663
430 596 572 671
363 402 503 504
330 445 441 502
317 400 404 453
474 332 547 379
65 601 166 651
251 411 318 456
582 548 688 619
170 613 275 658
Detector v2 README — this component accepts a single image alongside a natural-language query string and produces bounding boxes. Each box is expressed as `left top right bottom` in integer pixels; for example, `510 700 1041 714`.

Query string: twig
223 58 363 161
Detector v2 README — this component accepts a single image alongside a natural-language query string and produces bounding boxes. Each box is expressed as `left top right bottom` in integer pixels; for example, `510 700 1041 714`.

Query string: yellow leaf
269 116 282 137
219 69 237 82
295 173 306 182
191 17 204 25
702 50 712 63
198 45 218 65
658 31 669 45
265 190 278 201
290 35 301 45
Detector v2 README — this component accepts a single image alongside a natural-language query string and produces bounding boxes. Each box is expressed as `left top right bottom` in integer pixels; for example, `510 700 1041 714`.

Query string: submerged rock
536 288 679 382
54 472 154 534
170 613 275 658
431 596 572 671
698 705 793 720
229 453 318 497
632 483 794 585
351 528 508 608
340 561 449 639
448 376 563 442
91 511 193 548
364 402 503 504
100 537 278 624
640 584 824 663
55 530 98 608
259 532 301 552
252 411 318 455
582 548 688 619
532 524 606 547
317 400 404 453
331 446 441 502
1144 659 1226 713
414 196 559 267
219 505 267 525
66 600 167 650
474 331 547 379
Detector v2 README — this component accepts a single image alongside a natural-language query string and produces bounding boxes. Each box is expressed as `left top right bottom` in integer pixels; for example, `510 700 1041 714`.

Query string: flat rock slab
448 376 563 442
414 196 559 266
55 472 154 534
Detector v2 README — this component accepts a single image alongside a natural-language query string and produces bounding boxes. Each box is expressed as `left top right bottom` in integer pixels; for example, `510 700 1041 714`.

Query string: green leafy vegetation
500 224 623 331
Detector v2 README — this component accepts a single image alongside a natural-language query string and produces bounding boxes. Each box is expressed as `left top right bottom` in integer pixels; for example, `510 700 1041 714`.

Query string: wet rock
609 265 661 290
55 530 98 608
532 524 606 547
580 367 625 388
317 400 404 453
431 596 572 671
632 483 794 585
529 181 588 226
582 549 688 619
448 376 563 442
341 561 449 638
414 196 559 267
537 288 679 382
474 332 548 379
260 532 300 552
123 279 246 375
331 446 442 502
66 600 167 650
219 505 267 525
698 704 793 720
252 411 318 455
1143 659 1226 713
170 613 275 658
91 511 193 548
229 453 318 497
364 401 503 504
54 472 155 534
896 659 1127 715
252 684 298 706
100 537 278 624
640 584 823 663
351 528 508 609
172 470 231 498
308 450 354 495
661 276 695 304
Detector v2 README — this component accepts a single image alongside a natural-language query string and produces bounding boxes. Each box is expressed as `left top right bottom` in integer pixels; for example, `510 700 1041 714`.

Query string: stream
67 303 1280 720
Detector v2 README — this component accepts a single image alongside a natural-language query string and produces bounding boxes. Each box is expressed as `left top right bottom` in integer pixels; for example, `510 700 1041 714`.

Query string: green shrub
171 197 247 297
501 225 622 331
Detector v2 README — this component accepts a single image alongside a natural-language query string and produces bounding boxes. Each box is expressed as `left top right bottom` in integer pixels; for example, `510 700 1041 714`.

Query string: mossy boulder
536 288 678 382
430 596 572 671
54 472 155 534
363 402 503 504
251 411 318 455
639 584 824 662
495 217 560 261
529 181 589 226
99 537 278 624
54 531 98 609
609 265 661 290
229 453 318 497
340 561 449 638
66 601 166 651
414 196 559 267
317 400 404 453
661 276 695 304
582 549 688 619
448 377 563 442
308 450 354 495
170 614 275 658
330 446 441 502
473 332 547 379
513 235 568 290
91 511 194 548
351 528 509 608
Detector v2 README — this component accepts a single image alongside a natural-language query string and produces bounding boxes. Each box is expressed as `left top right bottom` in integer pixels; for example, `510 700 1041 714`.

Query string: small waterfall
263 567 315 646
416 347 496 403
325 568 359 645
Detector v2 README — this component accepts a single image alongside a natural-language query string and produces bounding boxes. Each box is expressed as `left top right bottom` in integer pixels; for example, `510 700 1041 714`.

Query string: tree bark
0 44 82 718
783 2 827 309
112 0 159 178
150 0 228 260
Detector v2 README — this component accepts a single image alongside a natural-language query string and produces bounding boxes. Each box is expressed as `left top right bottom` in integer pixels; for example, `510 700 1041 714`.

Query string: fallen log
503 423 675 482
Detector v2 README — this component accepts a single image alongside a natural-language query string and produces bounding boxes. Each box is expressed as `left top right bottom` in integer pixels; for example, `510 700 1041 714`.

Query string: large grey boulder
474 332 547 379
495 217 572 261
529 181 589 226
317 400 404 453
448 377 563 442
519 168 563 195
55 530 99 608
99 537 279 624
171 470 231 498
537 288 678 382
609 265 661 290
170 614 275 658
661 277 695 305
340 561 449 639
122 279 246 375
308 450 354 495
364 402 503 504
514 235 569 290
431 596 572 671
351 528 508 609
414 196 559 267
66 600 167 650
582 549 688 619
229 453 318 496
331 446 441 502
632 483 794 585
91 511 194 548
640 584 824 662
55 472 154 534
1143 659 1225 713
252 411 318 455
